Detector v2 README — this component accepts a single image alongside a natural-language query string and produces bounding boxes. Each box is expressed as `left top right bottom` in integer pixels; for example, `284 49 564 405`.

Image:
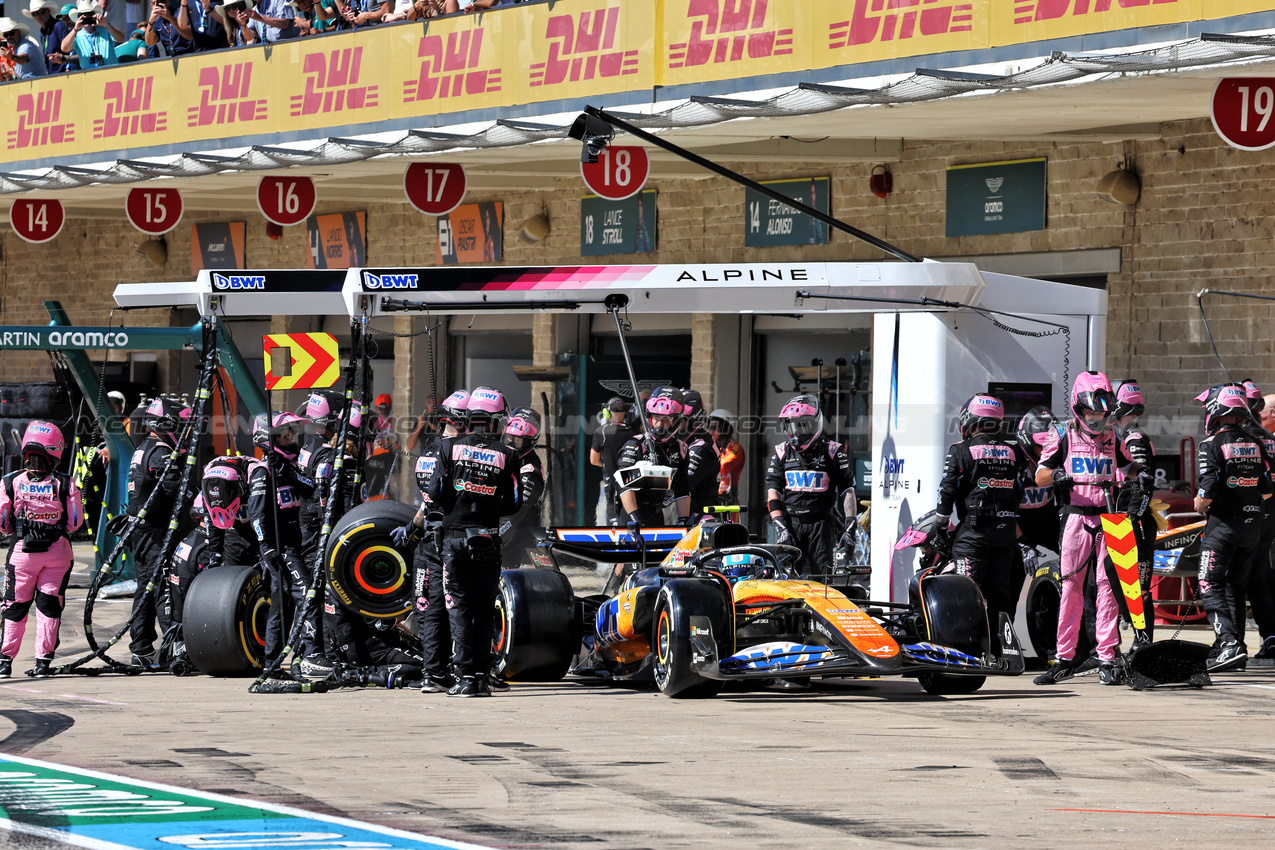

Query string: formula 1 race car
492 520 1025 697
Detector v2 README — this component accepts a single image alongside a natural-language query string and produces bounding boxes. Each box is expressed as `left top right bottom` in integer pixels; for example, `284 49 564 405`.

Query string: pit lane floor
2 547 1273 849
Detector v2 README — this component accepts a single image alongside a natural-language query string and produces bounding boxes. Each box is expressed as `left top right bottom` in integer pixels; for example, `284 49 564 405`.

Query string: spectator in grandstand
345 0 391 26
406 0 457 17
21 2 71 73
283 0 319 33
311 0 340 30
0 15 47 78
248 0 300 41
211 0 260 44
114 24 147 60
60 1 126 67
99 0 127 38
144 0 196 57
187 0 227 50
464 0 515 10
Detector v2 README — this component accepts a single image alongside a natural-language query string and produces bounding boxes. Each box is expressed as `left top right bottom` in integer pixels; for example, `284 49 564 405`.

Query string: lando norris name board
945 158 1046 237
0 754 488 850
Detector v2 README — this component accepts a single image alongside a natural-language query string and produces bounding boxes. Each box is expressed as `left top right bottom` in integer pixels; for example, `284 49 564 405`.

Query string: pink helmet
253 411 308 460
503 407 541 452
466 386 506 433
305 390 344 430
1113 379 1144 419
1241 378 1263 413
779 393 822 450
22 420 65 476
1071 371 1117 436
201 458 244 530
440 389 470 429
646 387 685 418
1196 383 1249 434
958 394 1004 438
145 397 192 448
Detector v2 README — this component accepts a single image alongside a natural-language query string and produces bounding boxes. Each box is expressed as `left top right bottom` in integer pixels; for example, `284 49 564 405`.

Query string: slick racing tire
912 572 990 696
492 568 578 682
917 671 986 695
1025 568 1062 660
184 563 268 677
325 500 416 619
652 579 730 698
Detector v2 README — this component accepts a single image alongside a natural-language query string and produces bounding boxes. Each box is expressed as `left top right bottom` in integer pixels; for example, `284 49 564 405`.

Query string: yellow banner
1 0 1270 166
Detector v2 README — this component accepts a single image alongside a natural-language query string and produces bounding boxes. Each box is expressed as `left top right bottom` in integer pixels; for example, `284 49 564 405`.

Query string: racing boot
27 658 52 679
131 652 162 672
447 676 491 698
1252 636 1275 667
420 674 455 694
294 655 335 680
1207 641 1248 673
1072 654 1101 677
1033 658 1075 686
0 657 11 679
1097 660 1125 686
488 671 510 692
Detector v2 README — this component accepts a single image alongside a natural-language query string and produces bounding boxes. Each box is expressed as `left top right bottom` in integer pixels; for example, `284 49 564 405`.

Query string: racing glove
772 517 792 547
837 520 859 551
931 519 951 555
391 522 423 549
1019 541 1039 577
626 512 643 541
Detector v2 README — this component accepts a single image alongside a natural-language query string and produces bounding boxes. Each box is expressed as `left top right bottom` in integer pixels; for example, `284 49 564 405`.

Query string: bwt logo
403 30 501 103
8 91 75 150
188 63 268 128
784 470 829 491
668 0 794 69
829 0 973 49
530 6 639 87
1069 456 1113 477
363 273 419 290
291 48 379 117
211 274 266 291
1013 0 1178 26
94 78 168 140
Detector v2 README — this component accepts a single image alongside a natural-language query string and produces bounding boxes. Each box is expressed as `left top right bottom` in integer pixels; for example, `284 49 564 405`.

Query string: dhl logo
290 48 379 117
1013 0 1178 26
529 6 638 87
188 63 268 128
94 78 168 140
829 0 973 49
7 91 75 150
668 0 793 69
403 29 501 103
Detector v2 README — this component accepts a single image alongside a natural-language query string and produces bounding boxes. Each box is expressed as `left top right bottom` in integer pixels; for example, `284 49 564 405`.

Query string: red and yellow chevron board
262 332 340 391
1100 513 1146 631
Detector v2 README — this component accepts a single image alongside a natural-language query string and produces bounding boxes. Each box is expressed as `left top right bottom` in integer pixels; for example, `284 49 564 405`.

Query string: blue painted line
0 754 489 850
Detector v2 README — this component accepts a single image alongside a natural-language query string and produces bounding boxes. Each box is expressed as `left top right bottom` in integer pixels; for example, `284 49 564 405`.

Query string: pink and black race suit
0 471 84 660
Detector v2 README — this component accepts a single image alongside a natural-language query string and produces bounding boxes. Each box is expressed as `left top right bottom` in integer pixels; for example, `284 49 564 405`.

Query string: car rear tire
493 568 578 682
651 579 730 698
184 563 267 677
1025 568 1061 659
324 500 417 619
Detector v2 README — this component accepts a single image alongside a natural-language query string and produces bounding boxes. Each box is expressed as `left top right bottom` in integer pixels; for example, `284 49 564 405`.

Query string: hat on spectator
215 0 257 12
73 1 106 18
0 17 31 37
57 3 76 19
20 1 61 21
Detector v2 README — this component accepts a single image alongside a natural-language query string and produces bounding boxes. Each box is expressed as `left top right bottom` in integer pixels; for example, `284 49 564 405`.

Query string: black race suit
426 434 519 680
936 434 1027 648
412 436 451 681
1241 421 1275 646
683 428 721 522
1115 424 1158 640
615 434 689 528
126 437 185 658
503 448 545 566
765 437 855 579
1196 425 1272 644
248 457 317 670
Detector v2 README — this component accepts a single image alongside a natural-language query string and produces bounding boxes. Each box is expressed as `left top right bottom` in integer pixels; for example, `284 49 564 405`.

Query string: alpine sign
1211 78 1275 151
581 146 649 201
257 176 317 226
10 198 64 243
126 188 183 235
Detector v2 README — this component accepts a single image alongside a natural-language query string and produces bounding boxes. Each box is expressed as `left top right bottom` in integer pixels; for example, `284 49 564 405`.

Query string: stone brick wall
3 116 1269 457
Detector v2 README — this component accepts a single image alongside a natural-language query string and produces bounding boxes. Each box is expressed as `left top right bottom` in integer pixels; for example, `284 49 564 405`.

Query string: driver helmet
439 389 470 432
645 387 684 443
467 386 507 434
1070 371 1117 436
253 411 308 461
201 458 244 530
721 553 767 583
1016 405 1059 462
145 397 191 449
1241 378 1264 414
1196 383 1249 434
503 407 541 452
305 390 345 432
1113 379 1145 419
680 389 707 432
778 394 822 451
21 420 65 479
957 394 1004 439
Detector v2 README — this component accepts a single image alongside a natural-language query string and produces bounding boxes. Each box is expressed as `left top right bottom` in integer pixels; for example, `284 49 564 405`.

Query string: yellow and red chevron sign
1100 512 1146 631
263 332 340 391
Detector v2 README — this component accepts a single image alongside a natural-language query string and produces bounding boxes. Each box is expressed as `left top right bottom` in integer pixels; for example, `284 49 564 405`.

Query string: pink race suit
0 471 85 661
1038 424 1130 663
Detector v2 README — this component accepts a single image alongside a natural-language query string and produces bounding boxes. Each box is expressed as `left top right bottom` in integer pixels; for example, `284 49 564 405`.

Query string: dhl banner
3 0 1273 167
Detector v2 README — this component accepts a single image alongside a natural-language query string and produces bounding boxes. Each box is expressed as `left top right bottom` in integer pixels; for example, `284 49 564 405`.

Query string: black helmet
144 397 191 448
1016 406 1059 461
681 389 707 431
778 394 822 450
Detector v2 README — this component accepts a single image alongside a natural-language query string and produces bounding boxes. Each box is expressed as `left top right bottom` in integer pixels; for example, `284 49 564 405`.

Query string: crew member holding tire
766 394 855 580
679 389 721 524
934 394 1027 661
617 387 691 536
248 412 321 680
1034 372 1131 686
1112 379 1158 643
426 386 520 697
393 389 467 693
1193 383 1272 672
126 397 191 670
172 457 259 626
0 422 83 679
501 407 545 565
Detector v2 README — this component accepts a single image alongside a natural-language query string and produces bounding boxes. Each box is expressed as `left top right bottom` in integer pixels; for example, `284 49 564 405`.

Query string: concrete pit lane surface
2 548 1274 848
